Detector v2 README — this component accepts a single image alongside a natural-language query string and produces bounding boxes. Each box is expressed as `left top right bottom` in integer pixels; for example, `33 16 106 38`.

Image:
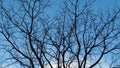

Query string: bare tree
0 0 120 68
46 0 120 68
0 0 52 68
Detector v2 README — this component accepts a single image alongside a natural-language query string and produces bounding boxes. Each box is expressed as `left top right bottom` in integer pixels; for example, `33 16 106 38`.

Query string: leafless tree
46 0 120 68
0 0 120 68
0 0 52 68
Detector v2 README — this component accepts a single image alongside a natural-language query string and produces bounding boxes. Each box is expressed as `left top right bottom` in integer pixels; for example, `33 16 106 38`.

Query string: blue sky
40 0 120 68
47 0 120 17
94 0 120 10
1 0 120 68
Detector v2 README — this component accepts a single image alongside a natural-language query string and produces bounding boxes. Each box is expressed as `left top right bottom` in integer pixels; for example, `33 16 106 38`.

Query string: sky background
51 0 120 68
39 0 120 68
48 0 120 17
1 0 120 68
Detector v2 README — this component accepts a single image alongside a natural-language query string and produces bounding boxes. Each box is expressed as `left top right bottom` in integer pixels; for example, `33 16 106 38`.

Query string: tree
0 0 120 68
0 0 51 68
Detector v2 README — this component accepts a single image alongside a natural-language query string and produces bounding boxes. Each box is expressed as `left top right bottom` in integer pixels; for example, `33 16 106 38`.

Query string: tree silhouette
0 0 120 68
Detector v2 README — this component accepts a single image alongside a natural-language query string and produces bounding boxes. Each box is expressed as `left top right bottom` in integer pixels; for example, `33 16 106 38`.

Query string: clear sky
47 0 120 17
1 0 120 68
94 0 120 10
